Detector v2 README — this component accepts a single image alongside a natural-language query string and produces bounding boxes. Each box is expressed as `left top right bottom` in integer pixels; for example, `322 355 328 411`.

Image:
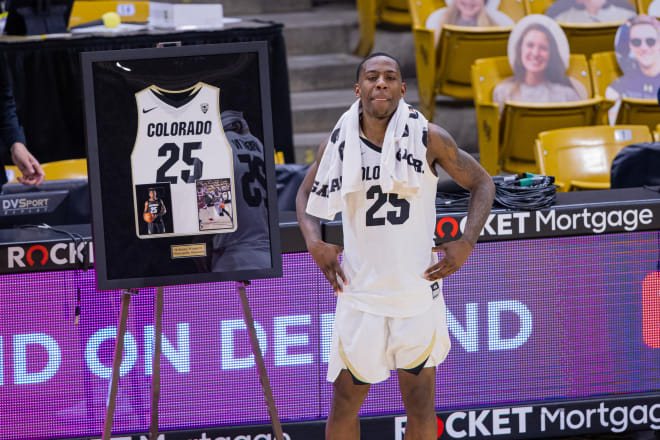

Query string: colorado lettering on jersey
395 148 424 174
362 165 380 181
311 177 342 198
147 120 212 137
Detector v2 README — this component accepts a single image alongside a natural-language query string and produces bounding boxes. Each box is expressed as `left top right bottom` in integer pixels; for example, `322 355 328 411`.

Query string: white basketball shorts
327 294 451 384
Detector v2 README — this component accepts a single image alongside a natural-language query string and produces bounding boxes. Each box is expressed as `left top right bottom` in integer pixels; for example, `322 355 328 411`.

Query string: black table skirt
0 22 293 163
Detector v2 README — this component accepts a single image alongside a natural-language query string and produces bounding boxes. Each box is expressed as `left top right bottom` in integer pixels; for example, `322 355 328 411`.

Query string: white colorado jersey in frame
131 82 237 238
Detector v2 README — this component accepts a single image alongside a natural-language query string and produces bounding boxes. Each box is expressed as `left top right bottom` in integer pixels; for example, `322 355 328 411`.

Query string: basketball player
203 187 216 220
296 53 495 440
144 188 166 234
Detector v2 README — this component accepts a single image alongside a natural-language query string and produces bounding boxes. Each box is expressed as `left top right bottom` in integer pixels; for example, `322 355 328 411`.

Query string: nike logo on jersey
143 107 158 113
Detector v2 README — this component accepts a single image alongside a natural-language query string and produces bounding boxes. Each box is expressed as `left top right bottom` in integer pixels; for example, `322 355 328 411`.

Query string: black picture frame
81 42 282 290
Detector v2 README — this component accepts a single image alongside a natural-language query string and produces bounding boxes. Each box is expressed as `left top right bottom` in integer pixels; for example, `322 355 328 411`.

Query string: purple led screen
1 231 659 440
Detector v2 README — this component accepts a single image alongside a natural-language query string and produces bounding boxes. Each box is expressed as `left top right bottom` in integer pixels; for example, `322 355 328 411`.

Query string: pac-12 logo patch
431 281 440 299
201 102 209 113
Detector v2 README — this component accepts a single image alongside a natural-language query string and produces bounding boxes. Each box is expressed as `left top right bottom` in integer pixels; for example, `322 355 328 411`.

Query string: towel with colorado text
306 98 429 220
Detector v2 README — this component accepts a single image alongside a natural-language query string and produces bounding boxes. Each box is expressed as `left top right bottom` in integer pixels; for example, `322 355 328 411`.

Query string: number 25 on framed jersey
131 82 238 238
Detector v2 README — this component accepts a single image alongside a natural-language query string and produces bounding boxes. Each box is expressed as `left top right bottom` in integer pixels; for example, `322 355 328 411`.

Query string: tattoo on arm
430 124 495 247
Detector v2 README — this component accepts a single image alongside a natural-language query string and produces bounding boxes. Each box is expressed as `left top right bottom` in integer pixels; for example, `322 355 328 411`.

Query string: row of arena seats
412 19 656 115
472 52 660 175
357 0 656 58
3 129 660 201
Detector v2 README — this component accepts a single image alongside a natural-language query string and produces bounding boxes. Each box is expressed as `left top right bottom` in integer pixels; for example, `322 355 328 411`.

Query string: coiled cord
436 174 557 212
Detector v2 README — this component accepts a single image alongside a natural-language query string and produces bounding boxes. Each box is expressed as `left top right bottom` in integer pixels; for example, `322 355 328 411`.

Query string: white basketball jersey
131 82 237 238
340 136 442 318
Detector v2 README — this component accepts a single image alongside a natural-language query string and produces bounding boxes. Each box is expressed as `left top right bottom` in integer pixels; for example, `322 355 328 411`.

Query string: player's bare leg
326 369 370 440
398 366 437 440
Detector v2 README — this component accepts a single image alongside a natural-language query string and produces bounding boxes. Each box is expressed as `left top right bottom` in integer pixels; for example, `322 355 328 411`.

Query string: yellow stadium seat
414 24 513 117
4 165 20 183
524 0 632 56
4 159 88 183
534 125 652 191
499 0 527 21
356 0 379 56
41 159 88 181
381 0 412 24
524 0 554 14
590 51 660 130
409 0 522 116
409 0 445 29
472 54 601 175
409 0 445 117
355 0 412 56
560 23 621 58
615 98 660 131
589 51 620 98
590 51 622 123
655 124 660 142
636 0 654 14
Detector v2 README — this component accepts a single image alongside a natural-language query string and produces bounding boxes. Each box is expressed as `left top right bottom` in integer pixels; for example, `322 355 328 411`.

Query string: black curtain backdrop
0 22 293 164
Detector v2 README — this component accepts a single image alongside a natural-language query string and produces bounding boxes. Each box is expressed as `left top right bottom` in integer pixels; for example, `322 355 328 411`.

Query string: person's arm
144 201 149 213
425 123 495 280
0 65 45 186
0 64 25 151
295 138 347 294
160 200 166 216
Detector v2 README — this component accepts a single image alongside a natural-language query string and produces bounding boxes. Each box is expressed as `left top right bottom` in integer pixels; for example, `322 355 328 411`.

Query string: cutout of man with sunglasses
607 15 660 104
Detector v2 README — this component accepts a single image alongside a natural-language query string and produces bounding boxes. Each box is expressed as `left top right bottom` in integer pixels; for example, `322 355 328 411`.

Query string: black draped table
0 20 293 164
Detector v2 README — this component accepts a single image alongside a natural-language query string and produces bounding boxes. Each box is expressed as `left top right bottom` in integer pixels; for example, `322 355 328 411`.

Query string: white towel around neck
306 98 429 220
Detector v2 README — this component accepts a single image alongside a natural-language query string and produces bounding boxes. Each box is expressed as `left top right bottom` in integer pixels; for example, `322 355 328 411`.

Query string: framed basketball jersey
131 82 238 238
81 42 282 290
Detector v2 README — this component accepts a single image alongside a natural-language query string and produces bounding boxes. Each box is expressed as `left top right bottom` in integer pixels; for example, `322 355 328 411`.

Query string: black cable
435 174 557 212
435 190 471 212
494 175 557 211
18 224 88 269
19 223 86 245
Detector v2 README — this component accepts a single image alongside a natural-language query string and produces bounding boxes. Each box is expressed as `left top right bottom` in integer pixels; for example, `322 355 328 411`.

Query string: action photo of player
196 178 235 231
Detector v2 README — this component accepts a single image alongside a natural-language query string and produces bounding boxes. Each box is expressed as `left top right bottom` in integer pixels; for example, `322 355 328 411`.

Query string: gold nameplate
170 244 207 259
